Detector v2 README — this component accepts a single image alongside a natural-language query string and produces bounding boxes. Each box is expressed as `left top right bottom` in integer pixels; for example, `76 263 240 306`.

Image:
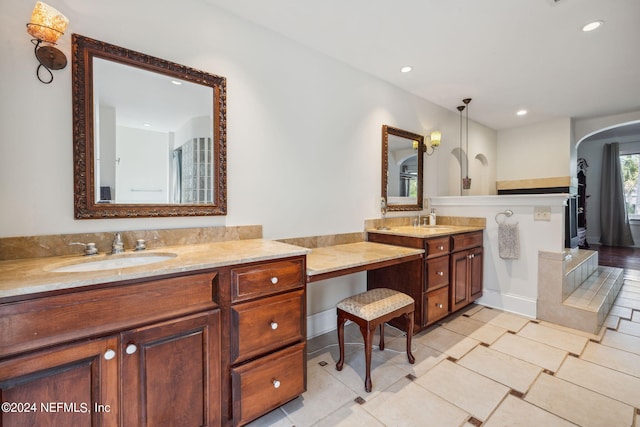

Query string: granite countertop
306 241 424 280
367 225 485 238
0 239 310 300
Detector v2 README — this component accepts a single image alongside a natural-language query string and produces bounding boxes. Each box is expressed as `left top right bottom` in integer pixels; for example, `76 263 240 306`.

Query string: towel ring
495 209 514 224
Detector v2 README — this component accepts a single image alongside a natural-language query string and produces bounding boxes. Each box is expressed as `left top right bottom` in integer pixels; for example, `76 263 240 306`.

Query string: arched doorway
576 121 640 248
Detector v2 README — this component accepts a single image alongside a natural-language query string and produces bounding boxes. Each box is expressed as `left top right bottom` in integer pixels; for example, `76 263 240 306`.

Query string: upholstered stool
336 288 415 392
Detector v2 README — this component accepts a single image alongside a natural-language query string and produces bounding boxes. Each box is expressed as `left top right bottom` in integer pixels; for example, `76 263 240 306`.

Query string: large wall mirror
381 125 424 211
72 34 226 219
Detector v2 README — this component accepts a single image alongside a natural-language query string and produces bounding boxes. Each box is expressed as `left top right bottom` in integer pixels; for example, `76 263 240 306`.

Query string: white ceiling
204 0 640 132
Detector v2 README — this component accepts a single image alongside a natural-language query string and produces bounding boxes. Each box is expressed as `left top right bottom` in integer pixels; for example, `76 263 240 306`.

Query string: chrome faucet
111 232 124 254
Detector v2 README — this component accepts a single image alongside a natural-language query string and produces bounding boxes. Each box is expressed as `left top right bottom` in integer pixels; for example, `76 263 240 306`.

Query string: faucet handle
69 242 98 256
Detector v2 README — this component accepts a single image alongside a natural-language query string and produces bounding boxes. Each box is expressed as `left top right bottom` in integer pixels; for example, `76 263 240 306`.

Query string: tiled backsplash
0 216 485 260
0 225 262 260
364 215 486 230
277 232 364 249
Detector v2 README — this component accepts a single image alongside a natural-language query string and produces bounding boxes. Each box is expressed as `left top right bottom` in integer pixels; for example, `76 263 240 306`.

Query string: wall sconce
425 131 441 156
26 1 69 84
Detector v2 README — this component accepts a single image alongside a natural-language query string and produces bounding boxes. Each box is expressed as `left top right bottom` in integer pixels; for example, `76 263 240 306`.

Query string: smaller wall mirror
382 125 424 211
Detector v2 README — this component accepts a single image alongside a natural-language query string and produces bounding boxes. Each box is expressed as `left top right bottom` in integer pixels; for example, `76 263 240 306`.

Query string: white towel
498 223 520 259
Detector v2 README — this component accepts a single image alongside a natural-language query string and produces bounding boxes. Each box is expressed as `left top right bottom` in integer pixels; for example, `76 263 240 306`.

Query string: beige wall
496 118 572 183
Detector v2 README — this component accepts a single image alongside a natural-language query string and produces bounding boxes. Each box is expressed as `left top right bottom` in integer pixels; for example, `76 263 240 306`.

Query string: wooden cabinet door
469 246 483 302
0 336 119 427
121 310 221 427
450 250 470 312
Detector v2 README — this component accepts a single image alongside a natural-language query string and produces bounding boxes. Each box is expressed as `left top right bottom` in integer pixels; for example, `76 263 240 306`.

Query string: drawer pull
438 245 444 251
436 303 444 309
125 344 138 355
270 321 279 330
437 271 444 276
272 379 281 389
270 277 279 285
104 349 116 360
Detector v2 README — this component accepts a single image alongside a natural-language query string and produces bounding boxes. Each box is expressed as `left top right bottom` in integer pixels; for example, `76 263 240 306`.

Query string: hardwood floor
589 243 640 271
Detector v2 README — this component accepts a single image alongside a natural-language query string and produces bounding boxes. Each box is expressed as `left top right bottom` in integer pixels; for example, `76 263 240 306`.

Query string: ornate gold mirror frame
381 125 424 212
72 34 227 219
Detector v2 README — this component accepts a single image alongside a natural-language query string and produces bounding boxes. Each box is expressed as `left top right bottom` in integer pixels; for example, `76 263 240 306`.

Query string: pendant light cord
457 105 465 195
463 98 472 178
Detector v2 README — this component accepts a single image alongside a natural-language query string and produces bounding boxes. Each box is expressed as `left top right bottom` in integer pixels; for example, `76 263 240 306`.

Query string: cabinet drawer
425 286 449 325
0 271 218 358
425 255 449 291
425 237 450 258
451 231 483 252
231 259 304 303
232 342 306 426
230 290 305 364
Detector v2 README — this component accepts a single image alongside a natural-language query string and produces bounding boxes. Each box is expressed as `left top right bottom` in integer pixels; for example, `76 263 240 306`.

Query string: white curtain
600 142 634 246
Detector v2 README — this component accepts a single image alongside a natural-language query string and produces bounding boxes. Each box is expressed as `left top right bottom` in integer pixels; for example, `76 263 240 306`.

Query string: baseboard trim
307 308 336 339
477 289 537 319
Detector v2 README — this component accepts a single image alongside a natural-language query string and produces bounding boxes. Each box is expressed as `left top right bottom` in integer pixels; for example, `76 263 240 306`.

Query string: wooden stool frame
336 302 415 392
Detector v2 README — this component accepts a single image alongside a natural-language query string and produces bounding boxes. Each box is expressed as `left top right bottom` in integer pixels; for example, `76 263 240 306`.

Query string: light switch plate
534 206 551 221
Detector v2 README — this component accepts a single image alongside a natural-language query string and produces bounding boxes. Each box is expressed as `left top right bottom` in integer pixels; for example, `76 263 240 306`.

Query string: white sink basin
49 253 177 273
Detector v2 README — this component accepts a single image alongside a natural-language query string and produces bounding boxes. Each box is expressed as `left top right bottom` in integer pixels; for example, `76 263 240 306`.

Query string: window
620 153 640 220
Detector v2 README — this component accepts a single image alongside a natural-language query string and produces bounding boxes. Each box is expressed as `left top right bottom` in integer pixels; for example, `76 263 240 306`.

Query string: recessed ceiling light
400 66 412 73
516 110 528 116
171 80 183 85
582 20 603 32
143 123 152 127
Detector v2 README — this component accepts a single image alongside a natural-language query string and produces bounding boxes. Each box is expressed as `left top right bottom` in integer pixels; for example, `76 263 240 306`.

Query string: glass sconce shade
26 1 68 43
430 131 441 147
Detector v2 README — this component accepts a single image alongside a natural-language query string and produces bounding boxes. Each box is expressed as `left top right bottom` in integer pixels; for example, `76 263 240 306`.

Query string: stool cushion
337 288 414 321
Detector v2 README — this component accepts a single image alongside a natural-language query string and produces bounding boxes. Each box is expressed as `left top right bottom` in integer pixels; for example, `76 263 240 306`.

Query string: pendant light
457 104 466 195
462 98 472 190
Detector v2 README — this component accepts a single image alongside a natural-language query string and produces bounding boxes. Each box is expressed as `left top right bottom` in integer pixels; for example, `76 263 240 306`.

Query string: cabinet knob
270 277 279 285
270 321 279 330
470 253 475 259
272 379 281 389
104 349 116 360
438 245 444 251
437 271 444 276
436 303 443 309
125 344 138 355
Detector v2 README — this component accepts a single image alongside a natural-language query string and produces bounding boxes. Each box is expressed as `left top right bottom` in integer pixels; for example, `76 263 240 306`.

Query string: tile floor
248 271 640 427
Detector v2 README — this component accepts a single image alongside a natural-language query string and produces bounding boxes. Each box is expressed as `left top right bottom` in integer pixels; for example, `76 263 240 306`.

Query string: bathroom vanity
0 239 309 427
367 226 484 332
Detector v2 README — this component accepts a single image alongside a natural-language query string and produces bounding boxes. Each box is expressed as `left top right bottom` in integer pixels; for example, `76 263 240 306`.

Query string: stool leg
378 322 385 351
361 323 374 392
336 312 347 371
404 312 415 364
